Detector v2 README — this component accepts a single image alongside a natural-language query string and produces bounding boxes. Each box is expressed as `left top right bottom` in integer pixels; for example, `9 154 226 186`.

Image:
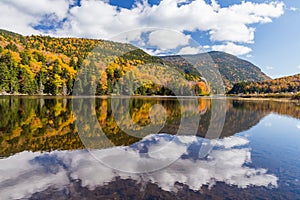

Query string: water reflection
0 134 278 200
0 97 299 157
0 97 300 199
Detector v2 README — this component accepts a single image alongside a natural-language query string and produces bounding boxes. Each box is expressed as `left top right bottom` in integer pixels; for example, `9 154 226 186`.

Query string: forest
0 29 208 96
228 73 300 95
162 51 270 91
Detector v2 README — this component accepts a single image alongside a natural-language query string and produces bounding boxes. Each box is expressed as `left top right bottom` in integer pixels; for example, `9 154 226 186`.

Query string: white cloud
209 25 255 44
0 0 285 55
112 29 198 55
203 45 210 49
7 0 69 19
266 66 274 70
148 30 191 50
289 7 298 12
207 1 284 43
212 42 252 55
0 0 70 35
297 65 300 69
178 46 201 55
112 29 144 44
211 0 220 11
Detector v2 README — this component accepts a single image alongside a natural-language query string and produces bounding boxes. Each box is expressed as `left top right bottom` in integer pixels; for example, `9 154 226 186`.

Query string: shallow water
0 96 299 199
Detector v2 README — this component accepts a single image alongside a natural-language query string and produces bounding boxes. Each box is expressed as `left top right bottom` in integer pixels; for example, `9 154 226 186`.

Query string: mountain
161 51 270 91
0 29 269 95
228 73 300 94
0 29 208 96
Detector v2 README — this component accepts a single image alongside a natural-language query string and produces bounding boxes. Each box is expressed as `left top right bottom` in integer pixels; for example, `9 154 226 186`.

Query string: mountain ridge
0 29 271 95
161 51 270 91
0 29 210 95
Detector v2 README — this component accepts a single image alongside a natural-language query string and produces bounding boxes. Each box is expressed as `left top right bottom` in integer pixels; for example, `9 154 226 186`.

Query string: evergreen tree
19 67 37 94
5 42 18 52
69 57 76 69
0 63 10 92
0 53 19 93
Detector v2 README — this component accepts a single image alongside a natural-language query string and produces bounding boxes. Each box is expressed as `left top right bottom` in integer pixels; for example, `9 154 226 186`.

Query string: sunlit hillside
0 29 208 96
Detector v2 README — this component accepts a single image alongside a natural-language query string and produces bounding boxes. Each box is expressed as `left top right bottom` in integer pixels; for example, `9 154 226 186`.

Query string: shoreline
227 93 300 100
0 93 299 103
225 93 300 103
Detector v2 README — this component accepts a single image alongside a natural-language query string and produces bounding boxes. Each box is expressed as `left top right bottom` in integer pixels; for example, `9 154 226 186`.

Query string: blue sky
0 0 299 78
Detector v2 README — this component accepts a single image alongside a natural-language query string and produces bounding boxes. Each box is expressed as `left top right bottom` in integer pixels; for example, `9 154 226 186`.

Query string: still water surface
0 96 299 199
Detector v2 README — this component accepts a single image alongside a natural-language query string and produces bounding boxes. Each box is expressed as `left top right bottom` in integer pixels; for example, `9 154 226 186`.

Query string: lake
0 96 300 199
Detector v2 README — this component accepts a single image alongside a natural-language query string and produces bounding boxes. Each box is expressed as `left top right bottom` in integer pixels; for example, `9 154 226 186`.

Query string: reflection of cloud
211 136 249 149
296 124 300 129
0 134 278 199
0 152 69 200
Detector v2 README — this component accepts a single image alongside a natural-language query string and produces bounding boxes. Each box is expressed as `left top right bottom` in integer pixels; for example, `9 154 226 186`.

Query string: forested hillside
161 51 270 91
228 73 300 94
0 29 207 96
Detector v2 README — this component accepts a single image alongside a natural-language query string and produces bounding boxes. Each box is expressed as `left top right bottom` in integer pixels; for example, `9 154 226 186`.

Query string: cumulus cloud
148 30 191 50
178 46 202 55
203 45 210 49
110 28 200 56
0 0 285 55
212 42 252 55
0 0 70 35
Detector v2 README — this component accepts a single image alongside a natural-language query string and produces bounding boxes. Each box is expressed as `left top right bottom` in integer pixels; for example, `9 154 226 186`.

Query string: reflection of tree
198 100 300 138
0 97 79 157
220 100 300 137
0 97 299 157
232 100 300 119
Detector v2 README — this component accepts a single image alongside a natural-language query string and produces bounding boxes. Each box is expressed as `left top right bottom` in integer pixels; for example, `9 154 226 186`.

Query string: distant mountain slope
161 51 270 91
228 73 300 94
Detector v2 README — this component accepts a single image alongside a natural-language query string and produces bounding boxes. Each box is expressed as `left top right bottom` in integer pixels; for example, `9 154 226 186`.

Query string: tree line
228 74 300 94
